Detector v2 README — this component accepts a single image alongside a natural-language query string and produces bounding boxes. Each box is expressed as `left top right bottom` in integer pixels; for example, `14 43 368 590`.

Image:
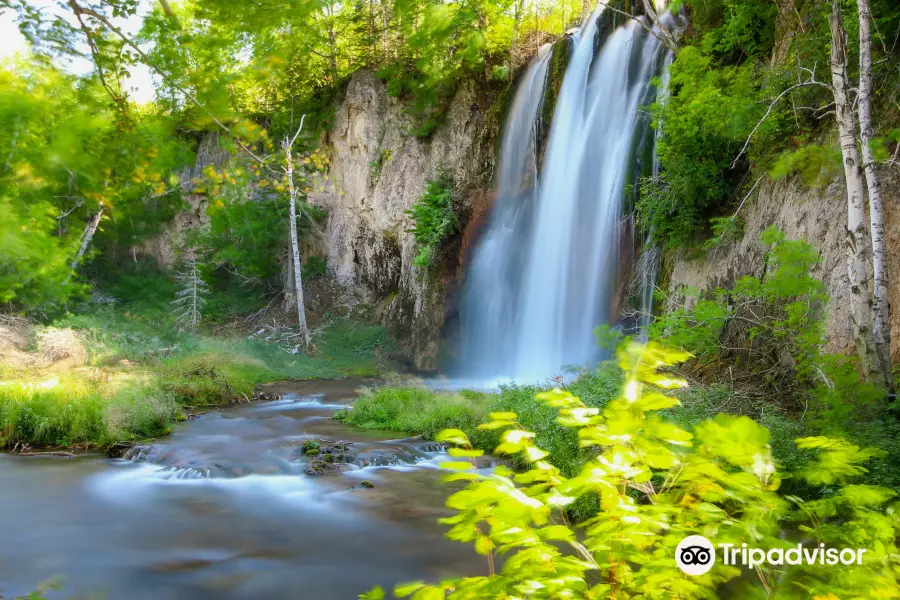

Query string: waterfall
457 6 673 384
454 45 552 382
636 50 674 340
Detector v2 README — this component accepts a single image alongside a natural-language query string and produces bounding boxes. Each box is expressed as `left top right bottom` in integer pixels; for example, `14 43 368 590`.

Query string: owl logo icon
676 535 716 576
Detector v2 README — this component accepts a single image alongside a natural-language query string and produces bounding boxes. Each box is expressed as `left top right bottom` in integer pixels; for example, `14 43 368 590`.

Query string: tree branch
65 0 270 168
731 80 832 169
68 2 124 106
289 114 307 148
599 1 679 52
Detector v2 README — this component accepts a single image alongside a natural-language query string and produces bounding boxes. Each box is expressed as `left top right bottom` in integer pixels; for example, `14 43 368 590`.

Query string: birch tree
857 0 894 391
829 0 882 386
282 115 312 348
70 203 104 270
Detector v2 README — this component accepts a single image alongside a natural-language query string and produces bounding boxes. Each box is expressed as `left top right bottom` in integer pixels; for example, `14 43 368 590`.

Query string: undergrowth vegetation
340 229 900 552
365 343 900 599
348 227 900 594
640 0 900 249
0 265 394 450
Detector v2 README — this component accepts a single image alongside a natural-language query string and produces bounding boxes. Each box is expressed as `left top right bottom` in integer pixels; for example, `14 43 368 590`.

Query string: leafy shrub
405 173 458 268
203 192 289 283
639 0 870 250
638 46 769 249
365 342 900 599
652 228 898 490
302 256 327 280
702 215 744 250
769 142 843 187
652 228 883 419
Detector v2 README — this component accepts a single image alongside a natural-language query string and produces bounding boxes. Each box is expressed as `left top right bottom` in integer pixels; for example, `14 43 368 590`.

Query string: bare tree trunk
510 0 522 70
71 205 103 269
283 116 311 348
639 0 679 51
857 0 894 391
830 2 882 385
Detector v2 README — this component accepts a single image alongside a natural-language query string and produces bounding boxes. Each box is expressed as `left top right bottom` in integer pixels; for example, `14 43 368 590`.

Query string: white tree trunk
71 205 103 269
829 2 882 385
639 0 679 51
283 118 311 348
857 0 894 391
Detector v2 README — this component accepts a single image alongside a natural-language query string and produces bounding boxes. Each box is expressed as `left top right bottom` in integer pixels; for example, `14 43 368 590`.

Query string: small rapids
0 380 488 600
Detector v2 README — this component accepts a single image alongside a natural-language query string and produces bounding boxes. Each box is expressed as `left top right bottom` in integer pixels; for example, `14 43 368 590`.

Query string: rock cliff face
141 134 230 267
142 67 900 373
308 71 500 369
664 170 900 361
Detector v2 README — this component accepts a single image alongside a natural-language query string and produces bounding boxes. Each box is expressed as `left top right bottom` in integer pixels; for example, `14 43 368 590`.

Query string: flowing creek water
0 379 487 599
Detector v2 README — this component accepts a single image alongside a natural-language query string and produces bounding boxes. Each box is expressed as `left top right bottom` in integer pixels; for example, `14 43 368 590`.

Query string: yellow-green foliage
366 343 900 599
406 173 458 268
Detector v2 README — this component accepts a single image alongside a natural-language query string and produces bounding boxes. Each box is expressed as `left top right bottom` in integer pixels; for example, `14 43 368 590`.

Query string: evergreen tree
172 250 209 333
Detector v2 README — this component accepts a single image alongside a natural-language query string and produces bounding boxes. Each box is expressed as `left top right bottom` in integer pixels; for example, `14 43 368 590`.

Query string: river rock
106 441 152 461
305 459 347 475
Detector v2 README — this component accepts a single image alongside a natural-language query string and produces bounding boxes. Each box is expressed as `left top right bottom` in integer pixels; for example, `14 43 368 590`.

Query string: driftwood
17 451 76 458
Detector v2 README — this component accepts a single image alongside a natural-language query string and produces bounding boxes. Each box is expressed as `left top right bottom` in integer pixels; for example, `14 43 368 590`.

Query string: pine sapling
172 250 209 333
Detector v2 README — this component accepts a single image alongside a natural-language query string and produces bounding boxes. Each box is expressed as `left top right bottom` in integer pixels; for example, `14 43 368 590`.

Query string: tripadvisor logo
676 535 716 576
675 535 868 576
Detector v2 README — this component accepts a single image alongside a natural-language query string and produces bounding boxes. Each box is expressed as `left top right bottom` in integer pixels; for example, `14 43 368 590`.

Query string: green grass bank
0 270 395 450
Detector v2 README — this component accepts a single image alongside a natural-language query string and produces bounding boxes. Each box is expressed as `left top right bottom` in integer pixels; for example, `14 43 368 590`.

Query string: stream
0 379 486 599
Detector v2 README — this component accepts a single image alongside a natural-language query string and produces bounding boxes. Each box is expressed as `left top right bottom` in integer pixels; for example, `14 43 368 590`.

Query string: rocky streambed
0 379 487 599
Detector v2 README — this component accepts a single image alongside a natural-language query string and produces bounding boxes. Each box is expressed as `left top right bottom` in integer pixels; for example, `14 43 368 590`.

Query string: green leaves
796 436 886 485
408 341 900 599
435 428 471 446
406 173 458 269
0 58 187 311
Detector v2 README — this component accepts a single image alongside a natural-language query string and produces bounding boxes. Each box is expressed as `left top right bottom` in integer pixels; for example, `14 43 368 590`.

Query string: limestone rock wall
141 134 229 267
309 70 500 369
665 170 900 360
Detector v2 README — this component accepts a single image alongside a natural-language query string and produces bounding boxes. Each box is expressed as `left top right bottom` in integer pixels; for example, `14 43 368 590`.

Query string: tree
71 203 104 270
172 249 209 333
282 116 311 348
856 0 894 391
828 0 882 387
0 56 184 311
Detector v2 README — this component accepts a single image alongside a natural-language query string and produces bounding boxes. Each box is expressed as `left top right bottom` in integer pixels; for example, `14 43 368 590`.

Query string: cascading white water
455 45 552 383
457 6 672 384
636 50 674 340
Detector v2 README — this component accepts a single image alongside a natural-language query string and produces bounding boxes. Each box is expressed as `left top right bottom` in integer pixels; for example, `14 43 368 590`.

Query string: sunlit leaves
405 341 900 599
796 436 886 485
0 58 186 309
435 428 471 446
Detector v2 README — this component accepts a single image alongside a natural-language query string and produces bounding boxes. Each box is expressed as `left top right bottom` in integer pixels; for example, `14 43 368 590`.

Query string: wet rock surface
106 441 152 461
